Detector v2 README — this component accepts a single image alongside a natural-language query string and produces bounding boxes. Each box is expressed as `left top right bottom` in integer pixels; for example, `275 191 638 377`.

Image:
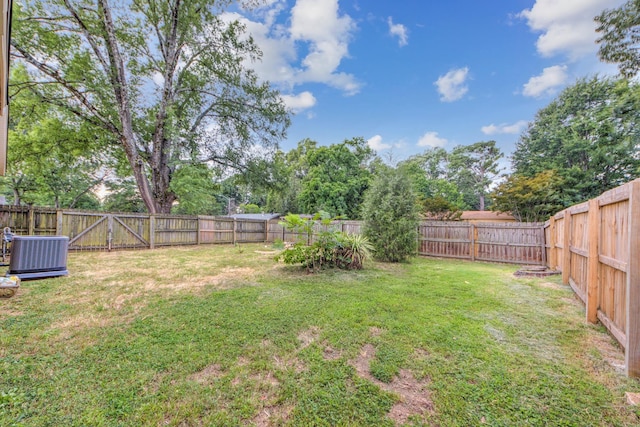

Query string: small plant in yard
276 212 372 271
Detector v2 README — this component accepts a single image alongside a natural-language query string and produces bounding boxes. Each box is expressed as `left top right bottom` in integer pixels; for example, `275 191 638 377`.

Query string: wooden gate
66 212 150 250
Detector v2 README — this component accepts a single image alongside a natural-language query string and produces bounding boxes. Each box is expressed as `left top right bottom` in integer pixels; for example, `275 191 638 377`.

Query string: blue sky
229 0 624 168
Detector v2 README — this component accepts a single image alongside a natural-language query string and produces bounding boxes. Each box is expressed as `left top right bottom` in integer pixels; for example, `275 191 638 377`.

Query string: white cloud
417 132 448 148
367 135 391 151
481 120 528 135
223 0 360 96
434 67 469 102
281 91 317 113
522 65 568 97
519 0 625 60
388 17 408 47
289 0 361 94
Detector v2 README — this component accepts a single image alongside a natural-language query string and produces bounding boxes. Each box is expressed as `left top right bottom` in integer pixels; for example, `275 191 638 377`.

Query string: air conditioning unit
6 236 69 280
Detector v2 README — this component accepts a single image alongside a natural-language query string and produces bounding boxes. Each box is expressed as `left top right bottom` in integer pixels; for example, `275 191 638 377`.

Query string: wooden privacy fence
0 206 272 250
418 221 545 265
0 205 546 264
544 178 640 377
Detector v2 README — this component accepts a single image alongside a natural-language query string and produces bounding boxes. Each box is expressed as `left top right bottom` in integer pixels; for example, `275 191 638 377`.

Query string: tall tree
298 137 374 219
3 65 107 208
596 0 640 78
449 141 503 210
512 76 640 206
11 0 289 214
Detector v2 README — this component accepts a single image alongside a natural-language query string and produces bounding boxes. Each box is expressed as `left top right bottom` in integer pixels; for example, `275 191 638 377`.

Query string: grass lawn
1 243 639 426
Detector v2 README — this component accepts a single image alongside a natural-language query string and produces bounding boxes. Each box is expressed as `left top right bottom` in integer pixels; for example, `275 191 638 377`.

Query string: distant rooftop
460 211 515 221
225 213 281 221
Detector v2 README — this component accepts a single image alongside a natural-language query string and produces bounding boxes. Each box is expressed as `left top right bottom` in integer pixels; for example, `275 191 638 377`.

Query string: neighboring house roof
460 211 515 221
226 213 281 221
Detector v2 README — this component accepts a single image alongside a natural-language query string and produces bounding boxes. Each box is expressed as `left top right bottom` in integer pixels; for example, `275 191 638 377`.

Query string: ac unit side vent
7 236 69 280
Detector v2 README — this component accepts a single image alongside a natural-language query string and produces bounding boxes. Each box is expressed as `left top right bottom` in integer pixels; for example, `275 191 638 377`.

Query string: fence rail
545 178 640 377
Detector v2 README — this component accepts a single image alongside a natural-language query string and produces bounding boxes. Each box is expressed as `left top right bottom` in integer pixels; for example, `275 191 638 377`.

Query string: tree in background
170 164 220 215
512 76 640 207
3 65 107 208
596 0 640 78
11 0 289 214
397 148 468 221
362 167 419 262
298 137 374 219
491 171 565 222
448 141 503 211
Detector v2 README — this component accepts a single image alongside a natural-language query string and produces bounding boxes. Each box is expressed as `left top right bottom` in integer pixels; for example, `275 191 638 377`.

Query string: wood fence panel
236 220 268 243
64 212 109 250
153 216 198 246
33 210 57 235
569 210 589 302
555 215 565 272
475 223 544 265
418 222 471 259
111 214 150 249
598 198 629 342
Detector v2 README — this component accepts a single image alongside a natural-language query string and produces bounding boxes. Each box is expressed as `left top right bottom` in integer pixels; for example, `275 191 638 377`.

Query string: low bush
275 213 372 272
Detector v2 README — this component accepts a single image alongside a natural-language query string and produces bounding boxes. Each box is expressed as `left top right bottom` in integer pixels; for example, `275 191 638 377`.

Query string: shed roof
460 211 515 221
226 213 281 221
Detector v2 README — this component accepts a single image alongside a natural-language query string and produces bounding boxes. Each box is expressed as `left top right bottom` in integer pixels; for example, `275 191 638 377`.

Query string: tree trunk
98 0 161 214
479 194 485 211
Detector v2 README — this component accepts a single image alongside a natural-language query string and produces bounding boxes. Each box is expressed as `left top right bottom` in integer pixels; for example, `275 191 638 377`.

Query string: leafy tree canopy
596 0 640 78
512 76 640 206
11 0 290 214
297 137 374 219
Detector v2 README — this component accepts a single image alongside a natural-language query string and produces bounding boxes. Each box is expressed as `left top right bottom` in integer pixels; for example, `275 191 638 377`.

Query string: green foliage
2 65 108 208
596 0 640 78
170 164 220 215
241 203 261 214
102 179 147 213
3 245 638 426
298 137 374 219
11 0 290 213
512 76 640 207
362 168 419 262
491 171 566 222
276 212 372 272
448 141 503 210
422 196 463 221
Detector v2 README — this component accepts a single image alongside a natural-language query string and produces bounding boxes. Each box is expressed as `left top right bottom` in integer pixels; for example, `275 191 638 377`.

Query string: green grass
1 243 639 426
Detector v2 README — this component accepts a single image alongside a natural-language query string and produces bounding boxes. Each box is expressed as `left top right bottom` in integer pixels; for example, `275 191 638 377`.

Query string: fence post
27 207 35 235
470 224 476 261
562 210 572 285
548 217 557 270
626 180 640 377
233 219 237 244
586 199 600 324
264 220 268 243
107 214 114 252
149 215 155 249
196 216 201 246
56 210 63 236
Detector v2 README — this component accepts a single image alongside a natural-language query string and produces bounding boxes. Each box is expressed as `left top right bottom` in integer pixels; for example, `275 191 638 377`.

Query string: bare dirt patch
253 403 293 427
587 331 625 374
297 326 320 349
190 363 224 385
537 281 564 290
322 343 342 361
350 344 433 425
369 326 384 337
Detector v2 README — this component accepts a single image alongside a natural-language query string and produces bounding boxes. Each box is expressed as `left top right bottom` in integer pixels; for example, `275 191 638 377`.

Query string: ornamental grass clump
275 212 372 272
